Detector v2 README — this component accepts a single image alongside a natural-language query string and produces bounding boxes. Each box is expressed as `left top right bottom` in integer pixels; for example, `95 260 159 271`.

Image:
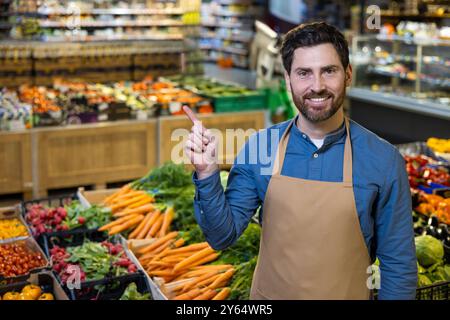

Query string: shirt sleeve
192 139 261 250
375 149 418 300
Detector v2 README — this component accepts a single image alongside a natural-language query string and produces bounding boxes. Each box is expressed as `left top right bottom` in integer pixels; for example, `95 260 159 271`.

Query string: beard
290 85 345 123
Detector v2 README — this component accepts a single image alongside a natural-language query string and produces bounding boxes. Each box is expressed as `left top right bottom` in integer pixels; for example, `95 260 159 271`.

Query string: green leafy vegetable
415 235 444 267
119 283 151 300
64 201 112 230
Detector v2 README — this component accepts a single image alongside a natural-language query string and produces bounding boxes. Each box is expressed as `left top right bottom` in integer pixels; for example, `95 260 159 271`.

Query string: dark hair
281 22 349 74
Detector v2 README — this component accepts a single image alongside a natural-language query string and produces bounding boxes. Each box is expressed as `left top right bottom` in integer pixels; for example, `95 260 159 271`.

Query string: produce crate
124 237 168 300
0 271 69 300
416 281 450 300
70 271 152 301
77 187 118 207
210 91 268 113
0 237 50 284
42 231 142 300
0 205 32 244
397 141 450 165
20 193 102 248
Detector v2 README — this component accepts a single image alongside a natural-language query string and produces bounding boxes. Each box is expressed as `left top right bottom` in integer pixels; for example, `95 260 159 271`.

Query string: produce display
1 284 54 300
415 235 450 287
0 89 32 130
427 138 450 154
1 78 214 129
405 155 450 190
0 218 29 240
0 242 46 278
91 162 261 300
415 194 450 225
25 200 112 237
50 240 137 284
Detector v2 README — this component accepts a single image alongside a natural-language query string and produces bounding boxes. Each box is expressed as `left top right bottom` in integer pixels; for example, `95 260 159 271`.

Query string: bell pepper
38 293 54 300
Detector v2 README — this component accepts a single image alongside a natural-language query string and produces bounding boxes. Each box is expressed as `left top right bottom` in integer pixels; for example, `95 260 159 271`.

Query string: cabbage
417 274 432 287
415 235 444 267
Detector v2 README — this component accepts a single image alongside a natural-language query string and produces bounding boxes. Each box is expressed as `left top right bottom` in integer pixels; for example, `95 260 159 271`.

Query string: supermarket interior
0 0 449 301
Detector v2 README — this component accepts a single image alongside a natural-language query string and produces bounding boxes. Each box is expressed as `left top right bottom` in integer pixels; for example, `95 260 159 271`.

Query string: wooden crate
158 111 266 169
33 120 158 198
0 131 32 197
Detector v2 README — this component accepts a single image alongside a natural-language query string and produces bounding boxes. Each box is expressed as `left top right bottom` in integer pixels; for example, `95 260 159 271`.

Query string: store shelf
201 21 250 29
199 33 252 43
217 0 253 4
348 87 450 120
200 46 248 55
39 20 185 28
213 10 255 17
36 8 185 15
375 34 450 46
42 34 184 42
376 54 450 67
367 67 450 88
380 11 450 19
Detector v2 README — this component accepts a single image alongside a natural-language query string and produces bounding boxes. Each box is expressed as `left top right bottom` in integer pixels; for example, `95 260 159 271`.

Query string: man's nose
311 75 326 92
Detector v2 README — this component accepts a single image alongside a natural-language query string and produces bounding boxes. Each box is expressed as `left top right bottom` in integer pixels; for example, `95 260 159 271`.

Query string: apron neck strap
272 117 353 186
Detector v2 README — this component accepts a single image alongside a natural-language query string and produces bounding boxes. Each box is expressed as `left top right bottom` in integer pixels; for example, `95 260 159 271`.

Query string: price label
169 102 182 114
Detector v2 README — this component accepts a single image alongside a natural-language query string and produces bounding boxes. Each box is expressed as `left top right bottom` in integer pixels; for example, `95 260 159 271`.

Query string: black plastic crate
21 193 103 249
416 281 450 300
0 271 69 300
68 271 152 300
42 231 142 300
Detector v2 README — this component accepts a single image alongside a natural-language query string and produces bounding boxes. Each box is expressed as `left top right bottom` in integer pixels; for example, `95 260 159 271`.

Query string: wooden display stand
0 111 267 199
0 131 32 199
158 111 266 169
32 120 157 198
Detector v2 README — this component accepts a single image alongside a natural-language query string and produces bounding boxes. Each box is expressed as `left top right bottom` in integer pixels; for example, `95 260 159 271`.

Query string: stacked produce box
398 138 450 298
0 75 267 130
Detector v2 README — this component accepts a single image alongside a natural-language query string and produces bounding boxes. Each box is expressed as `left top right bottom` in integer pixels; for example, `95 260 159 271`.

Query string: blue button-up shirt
193 116 417 300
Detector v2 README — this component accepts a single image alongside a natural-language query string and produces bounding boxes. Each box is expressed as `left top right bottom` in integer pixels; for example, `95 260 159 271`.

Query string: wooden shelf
39 20 186 28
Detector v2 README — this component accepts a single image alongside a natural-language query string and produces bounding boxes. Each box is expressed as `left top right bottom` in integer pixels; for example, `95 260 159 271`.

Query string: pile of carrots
98 184 174 238
133 232 234 300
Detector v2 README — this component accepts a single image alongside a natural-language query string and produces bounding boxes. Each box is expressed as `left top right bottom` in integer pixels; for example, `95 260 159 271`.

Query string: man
183 22 417 300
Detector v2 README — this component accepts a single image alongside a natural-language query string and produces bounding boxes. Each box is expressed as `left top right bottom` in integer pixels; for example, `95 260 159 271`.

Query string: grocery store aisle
203 63 257 89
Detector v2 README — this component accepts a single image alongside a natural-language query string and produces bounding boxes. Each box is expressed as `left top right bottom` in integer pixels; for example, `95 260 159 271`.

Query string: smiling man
184 22 417 300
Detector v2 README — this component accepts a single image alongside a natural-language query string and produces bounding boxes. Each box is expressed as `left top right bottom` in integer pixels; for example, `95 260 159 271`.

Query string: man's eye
298 71 308 77
325 69 336 74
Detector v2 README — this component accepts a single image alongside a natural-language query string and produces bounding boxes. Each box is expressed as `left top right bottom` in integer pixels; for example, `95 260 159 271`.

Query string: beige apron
250 118 371 300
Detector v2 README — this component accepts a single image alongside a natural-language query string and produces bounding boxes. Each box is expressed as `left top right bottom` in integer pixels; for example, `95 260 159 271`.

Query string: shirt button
302 134 306 139
313 153 319 158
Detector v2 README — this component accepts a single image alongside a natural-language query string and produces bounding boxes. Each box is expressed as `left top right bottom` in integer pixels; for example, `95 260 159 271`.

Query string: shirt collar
292 115 347 148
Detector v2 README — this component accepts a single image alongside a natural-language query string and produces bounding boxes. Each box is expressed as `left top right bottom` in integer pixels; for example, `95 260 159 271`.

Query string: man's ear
345 64 353 87
284 71 291 92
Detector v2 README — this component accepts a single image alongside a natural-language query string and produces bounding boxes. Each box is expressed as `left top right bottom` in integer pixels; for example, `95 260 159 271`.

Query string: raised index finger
183 106 199 124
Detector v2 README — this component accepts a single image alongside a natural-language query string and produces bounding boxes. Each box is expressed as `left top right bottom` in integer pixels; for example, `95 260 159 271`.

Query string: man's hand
183 106 219 180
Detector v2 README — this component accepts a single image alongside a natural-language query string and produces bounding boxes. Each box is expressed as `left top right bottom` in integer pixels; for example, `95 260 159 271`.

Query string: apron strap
343 117 353 187
272 117 353 187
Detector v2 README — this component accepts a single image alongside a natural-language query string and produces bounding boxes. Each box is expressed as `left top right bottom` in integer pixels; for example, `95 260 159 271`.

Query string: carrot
108 215 144 235
212 287 231 300
208 268 235 289
164 242 209 256
135 210 160 240
150 270 177 277
192 264 233 271
127 195 154 209
193 289 217 300
147 214 164 238
158 207 174 237
110 191 145 205
152 238 186 260
173 288 202 300
98 213 140 231
128 212 152 239
102 184 130 205
113 204 155 218
173 247 215 273
184 253 219 270
109 194 147 212
138 231 178 254
182 270 221 292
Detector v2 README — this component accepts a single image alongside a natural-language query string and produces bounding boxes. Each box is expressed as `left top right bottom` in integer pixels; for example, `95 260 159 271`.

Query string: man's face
285 43 352 123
